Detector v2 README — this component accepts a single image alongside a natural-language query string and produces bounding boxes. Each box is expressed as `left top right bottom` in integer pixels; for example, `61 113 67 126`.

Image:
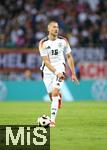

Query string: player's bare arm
66 52 79 84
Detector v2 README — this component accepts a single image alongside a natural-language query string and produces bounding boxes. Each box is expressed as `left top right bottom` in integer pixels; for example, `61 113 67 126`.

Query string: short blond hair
47 21 58 31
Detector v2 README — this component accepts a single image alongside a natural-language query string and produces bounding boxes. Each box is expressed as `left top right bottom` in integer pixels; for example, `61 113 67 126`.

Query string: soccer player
39 21 79 127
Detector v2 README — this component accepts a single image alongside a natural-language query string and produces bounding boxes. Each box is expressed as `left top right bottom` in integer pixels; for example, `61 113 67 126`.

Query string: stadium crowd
0 0 107 48
0 0 107 80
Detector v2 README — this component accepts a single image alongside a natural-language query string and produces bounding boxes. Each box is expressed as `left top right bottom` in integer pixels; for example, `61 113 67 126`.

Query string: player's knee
52 89 59 97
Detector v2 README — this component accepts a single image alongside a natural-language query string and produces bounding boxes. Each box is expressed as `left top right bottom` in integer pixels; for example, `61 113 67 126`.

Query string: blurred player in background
39 21 79 127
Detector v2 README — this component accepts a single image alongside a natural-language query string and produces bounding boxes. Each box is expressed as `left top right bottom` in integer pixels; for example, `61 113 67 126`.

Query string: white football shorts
43 73 64 93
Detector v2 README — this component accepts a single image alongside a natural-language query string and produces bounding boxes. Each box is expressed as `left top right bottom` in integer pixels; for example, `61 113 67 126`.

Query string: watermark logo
0 125 50 150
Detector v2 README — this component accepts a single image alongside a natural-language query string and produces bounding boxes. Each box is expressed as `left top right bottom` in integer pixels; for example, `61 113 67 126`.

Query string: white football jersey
39 36 72 74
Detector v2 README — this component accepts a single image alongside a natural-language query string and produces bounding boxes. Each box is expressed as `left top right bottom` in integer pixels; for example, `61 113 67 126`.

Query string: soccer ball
37 115 51 127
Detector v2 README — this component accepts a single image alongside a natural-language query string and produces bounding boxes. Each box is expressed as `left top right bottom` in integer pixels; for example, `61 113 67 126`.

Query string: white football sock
51 96 59 122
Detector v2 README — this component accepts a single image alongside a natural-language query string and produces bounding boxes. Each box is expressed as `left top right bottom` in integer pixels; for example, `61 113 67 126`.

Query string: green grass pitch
0 101 107 150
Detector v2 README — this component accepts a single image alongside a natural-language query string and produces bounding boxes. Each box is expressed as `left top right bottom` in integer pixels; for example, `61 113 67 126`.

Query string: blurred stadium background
0 1 107 150
0 0 107 101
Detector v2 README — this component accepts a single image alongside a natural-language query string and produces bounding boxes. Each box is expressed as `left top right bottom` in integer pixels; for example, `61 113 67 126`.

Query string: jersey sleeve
64 39 72 54
39 40 48 56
